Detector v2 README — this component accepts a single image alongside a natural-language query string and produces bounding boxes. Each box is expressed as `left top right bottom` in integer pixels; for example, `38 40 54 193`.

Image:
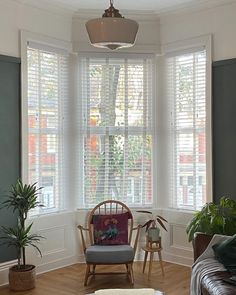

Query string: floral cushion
92 212 131 245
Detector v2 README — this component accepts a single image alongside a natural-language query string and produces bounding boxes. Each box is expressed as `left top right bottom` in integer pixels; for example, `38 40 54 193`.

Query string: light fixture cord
103 0 123 18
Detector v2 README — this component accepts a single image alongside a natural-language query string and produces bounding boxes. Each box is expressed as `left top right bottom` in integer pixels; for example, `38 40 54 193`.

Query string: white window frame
162 35 212 210
77 52 156 209
21 31 72 215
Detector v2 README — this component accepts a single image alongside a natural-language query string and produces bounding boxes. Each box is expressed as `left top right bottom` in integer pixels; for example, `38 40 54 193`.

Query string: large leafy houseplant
186 197 236 242
0 180 44 291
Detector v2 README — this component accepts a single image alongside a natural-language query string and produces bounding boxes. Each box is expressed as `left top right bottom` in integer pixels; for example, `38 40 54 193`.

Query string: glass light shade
86 17 139 50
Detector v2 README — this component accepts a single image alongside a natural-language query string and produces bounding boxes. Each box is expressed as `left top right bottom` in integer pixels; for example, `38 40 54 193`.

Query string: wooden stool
142 238 164 279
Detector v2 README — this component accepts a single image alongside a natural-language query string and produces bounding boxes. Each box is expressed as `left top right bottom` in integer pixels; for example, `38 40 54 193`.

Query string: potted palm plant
0 180 44 291
186 197 236 242
137 210 168 243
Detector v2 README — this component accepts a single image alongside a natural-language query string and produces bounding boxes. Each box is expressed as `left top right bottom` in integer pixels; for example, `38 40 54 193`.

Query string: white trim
78 54 155 208
0 260 17 271
205 36 213 203
20 30 72 183
36 254 81 274
162 34 213 206
134 249 193 266
21 31 72 215
162 251 193 267
27 41 69 56
162 35 212 56
0 260 17 286
159 0 236 18
21 31 72 53
152 56 158 208
13 0 236 19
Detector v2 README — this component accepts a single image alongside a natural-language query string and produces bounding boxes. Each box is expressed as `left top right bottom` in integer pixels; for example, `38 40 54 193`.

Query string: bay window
27 42 69 213
79 55 154 207
165 43 211 211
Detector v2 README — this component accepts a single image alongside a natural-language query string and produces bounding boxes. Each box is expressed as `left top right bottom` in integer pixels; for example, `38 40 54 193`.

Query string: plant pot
147 227 160 242
9 265 36 291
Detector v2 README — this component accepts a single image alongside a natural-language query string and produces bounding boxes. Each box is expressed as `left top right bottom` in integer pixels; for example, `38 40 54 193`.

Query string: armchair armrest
193 232 213 261
131 224 142 256
77 225 89 254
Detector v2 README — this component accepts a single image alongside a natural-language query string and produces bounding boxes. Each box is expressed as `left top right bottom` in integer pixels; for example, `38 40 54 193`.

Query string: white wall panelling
161 209 194 266
25 211 80 274
0 260 18 286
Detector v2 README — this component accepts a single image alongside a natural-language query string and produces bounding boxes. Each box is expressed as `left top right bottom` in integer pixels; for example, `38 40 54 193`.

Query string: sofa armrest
193 232 213 261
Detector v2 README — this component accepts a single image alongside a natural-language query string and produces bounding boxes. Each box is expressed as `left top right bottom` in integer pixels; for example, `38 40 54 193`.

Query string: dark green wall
213 58 236 203
0 55 21 262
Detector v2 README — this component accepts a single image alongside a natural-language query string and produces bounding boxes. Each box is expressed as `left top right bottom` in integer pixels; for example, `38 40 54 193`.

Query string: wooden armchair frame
78 200 142 286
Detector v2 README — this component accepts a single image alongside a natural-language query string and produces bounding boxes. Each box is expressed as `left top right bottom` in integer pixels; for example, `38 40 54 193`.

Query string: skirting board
0 255 82 287
0 260 17 286
0 251 192 287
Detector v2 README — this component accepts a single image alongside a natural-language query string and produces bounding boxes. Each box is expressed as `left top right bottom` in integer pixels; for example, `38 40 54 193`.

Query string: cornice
158 0 236 19
10 0 236 20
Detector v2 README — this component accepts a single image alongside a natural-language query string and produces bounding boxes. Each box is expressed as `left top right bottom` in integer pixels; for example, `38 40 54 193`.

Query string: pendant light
86 0 139 50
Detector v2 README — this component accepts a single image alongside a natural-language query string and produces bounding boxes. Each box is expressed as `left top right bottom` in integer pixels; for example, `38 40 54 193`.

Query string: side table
142 244 164 279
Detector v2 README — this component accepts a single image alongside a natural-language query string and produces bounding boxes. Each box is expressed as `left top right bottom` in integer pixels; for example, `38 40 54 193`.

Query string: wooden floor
0 261 191 295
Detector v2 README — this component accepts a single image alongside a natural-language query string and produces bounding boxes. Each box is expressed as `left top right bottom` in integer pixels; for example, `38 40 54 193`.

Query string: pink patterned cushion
92 212 131 245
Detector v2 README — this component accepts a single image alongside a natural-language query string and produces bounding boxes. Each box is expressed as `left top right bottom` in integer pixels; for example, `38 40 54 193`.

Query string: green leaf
186 197 236 242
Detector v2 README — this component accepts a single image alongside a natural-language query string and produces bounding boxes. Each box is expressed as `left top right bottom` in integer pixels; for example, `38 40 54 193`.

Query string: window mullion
193 54 197 210
37 52 42 205
123 59 128 202
104 58 109 198
173 58 178 209
85 57 91 204
142 59 147 205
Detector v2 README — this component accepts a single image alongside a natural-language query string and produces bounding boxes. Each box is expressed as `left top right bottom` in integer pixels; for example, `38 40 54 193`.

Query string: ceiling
13 0 236 15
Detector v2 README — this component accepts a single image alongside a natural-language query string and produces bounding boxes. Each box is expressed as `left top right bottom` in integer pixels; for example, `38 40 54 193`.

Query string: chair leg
130 263 134 285
158 250 165 276
92 264 96 274
84 264 90 286
127 263 134 285
143 250 148 273
148 252 154 280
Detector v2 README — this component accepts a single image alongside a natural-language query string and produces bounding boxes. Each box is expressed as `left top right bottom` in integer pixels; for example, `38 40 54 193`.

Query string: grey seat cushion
86 245 134 264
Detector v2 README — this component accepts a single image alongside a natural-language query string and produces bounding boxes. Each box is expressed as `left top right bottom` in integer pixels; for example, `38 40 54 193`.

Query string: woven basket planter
9 265 36 291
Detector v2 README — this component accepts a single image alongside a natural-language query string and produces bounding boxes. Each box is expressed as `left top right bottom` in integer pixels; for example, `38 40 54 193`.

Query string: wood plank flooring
0 261 191 295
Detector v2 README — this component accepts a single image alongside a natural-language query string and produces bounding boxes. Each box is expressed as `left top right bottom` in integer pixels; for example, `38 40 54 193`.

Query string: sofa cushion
85 245 134 264
212 234 236 274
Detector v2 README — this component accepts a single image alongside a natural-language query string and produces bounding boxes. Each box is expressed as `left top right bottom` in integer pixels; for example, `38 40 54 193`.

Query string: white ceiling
13 0 236 15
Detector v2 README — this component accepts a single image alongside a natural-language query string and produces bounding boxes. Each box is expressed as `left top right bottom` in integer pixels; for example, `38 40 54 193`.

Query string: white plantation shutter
79 55 153 207
27 42 69 213
166 49 207 210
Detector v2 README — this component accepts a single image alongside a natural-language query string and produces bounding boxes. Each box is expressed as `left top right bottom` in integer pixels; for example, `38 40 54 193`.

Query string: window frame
21 31 72 216
77 52 156 209
162 35 212 210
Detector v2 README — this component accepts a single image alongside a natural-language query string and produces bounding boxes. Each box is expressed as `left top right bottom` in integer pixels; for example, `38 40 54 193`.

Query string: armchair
78 200 141 286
